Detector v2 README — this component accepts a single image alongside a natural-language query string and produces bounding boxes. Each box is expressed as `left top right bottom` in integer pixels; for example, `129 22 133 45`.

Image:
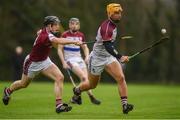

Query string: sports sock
5 88 12 96
121 96 127 106
87 91 93 97
56 99 62 107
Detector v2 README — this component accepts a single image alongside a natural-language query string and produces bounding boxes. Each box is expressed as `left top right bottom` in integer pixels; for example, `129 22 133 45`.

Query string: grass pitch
0 82 180 119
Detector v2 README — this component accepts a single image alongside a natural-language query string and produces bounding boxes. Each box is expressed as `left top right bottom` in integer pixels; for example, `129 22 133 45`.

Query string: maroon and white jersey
93 19 117 57
62 30 85 60
29 28 56 61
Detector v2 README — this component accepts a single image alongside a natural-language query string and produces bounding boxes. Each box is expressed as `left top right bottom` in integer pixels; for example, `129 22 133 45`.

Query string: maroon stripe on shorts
23 58 32 75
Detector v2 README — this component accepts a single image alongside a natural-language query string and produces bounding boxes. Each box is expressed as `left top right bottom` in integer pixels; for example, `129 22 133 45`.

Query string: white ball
161 28 166 34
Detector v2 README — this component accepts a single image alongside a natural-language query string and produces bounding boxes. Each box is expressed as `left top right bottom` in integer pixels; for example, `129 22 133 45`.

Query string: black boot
89 95 101 105
71 87 82 105
2 87 11 105
56 103 72 113
122 103 134 114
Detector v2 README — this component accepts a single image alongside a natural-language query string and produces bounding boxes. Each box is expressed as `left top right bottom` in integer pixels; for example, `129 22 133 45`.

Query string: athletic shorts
23 55 53 78
88 52 117 75
66 57 86 69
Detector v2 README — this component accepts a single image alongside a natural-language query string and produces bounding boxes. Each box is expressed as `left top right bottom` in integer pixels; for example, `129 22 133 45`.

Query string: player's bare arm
57 44 69 69
81 44 89 63
51 37 82 45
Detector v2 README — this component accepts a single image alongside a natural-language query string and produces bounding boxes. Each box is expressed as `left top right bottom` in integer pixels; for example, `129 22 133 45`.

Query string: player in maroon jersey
71 3 134 114
2 16 82 113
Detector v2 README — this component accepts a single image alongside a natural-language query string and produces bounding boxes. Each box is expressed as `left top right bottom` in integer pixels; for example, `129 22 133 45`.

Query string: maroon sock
121 96 127 106
56 99 62 107
5 88 12 96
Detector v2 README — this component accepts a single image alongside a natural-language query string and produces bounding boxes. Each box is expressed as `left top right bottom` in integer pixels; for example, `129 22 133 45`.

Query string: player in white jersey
72 3 134 114
58 18 101 105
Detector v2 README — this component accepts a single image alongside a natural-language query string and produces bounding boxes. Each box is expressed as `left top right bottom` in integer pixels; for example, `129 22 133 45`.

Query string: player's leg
41 63 72 113
71 65 101 105
69 65 84 105
72 71 100 105
72 65 101 104
42 64 64 101
72 54 103 104
2 74 32 105
10 74 32 91
81 67 101 105
78 55 103 91
105 60 133 114
2 55 34 105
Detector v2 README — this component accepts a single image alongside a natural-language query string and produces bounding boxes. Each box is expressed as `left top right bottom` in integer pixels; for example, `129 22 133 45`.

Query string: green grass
0 82 180 119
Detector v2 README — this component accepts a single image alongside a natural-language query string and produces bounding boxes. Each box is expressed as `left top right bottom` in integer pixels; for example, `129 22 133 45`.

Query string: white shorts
23 55 53 78
66 57 86 69
88 52 117 75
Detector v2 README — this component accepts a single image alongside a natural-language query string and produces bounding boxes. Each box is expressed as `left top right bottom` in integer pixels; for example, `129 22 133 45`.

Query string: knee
81 80 95 89
81 76 87 82
117 74 125 83
56 75 64 83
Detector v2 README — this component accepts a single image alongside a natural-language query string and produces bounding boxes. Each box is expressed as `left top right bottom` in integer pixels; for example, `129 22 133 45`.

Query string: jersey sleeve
100 22 113 41
103 41 122 59
48 33 56 41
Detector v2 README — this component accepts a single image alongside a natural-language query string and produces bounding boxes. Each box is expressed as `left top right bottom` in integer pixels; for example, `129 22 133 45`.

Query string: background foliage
0 0 179 84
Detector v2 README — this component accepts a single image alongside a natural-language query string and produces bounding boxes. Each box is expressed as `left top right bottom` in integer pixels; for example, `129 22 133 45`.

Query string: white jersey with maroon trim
93 19 117 57
61 30 85 60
